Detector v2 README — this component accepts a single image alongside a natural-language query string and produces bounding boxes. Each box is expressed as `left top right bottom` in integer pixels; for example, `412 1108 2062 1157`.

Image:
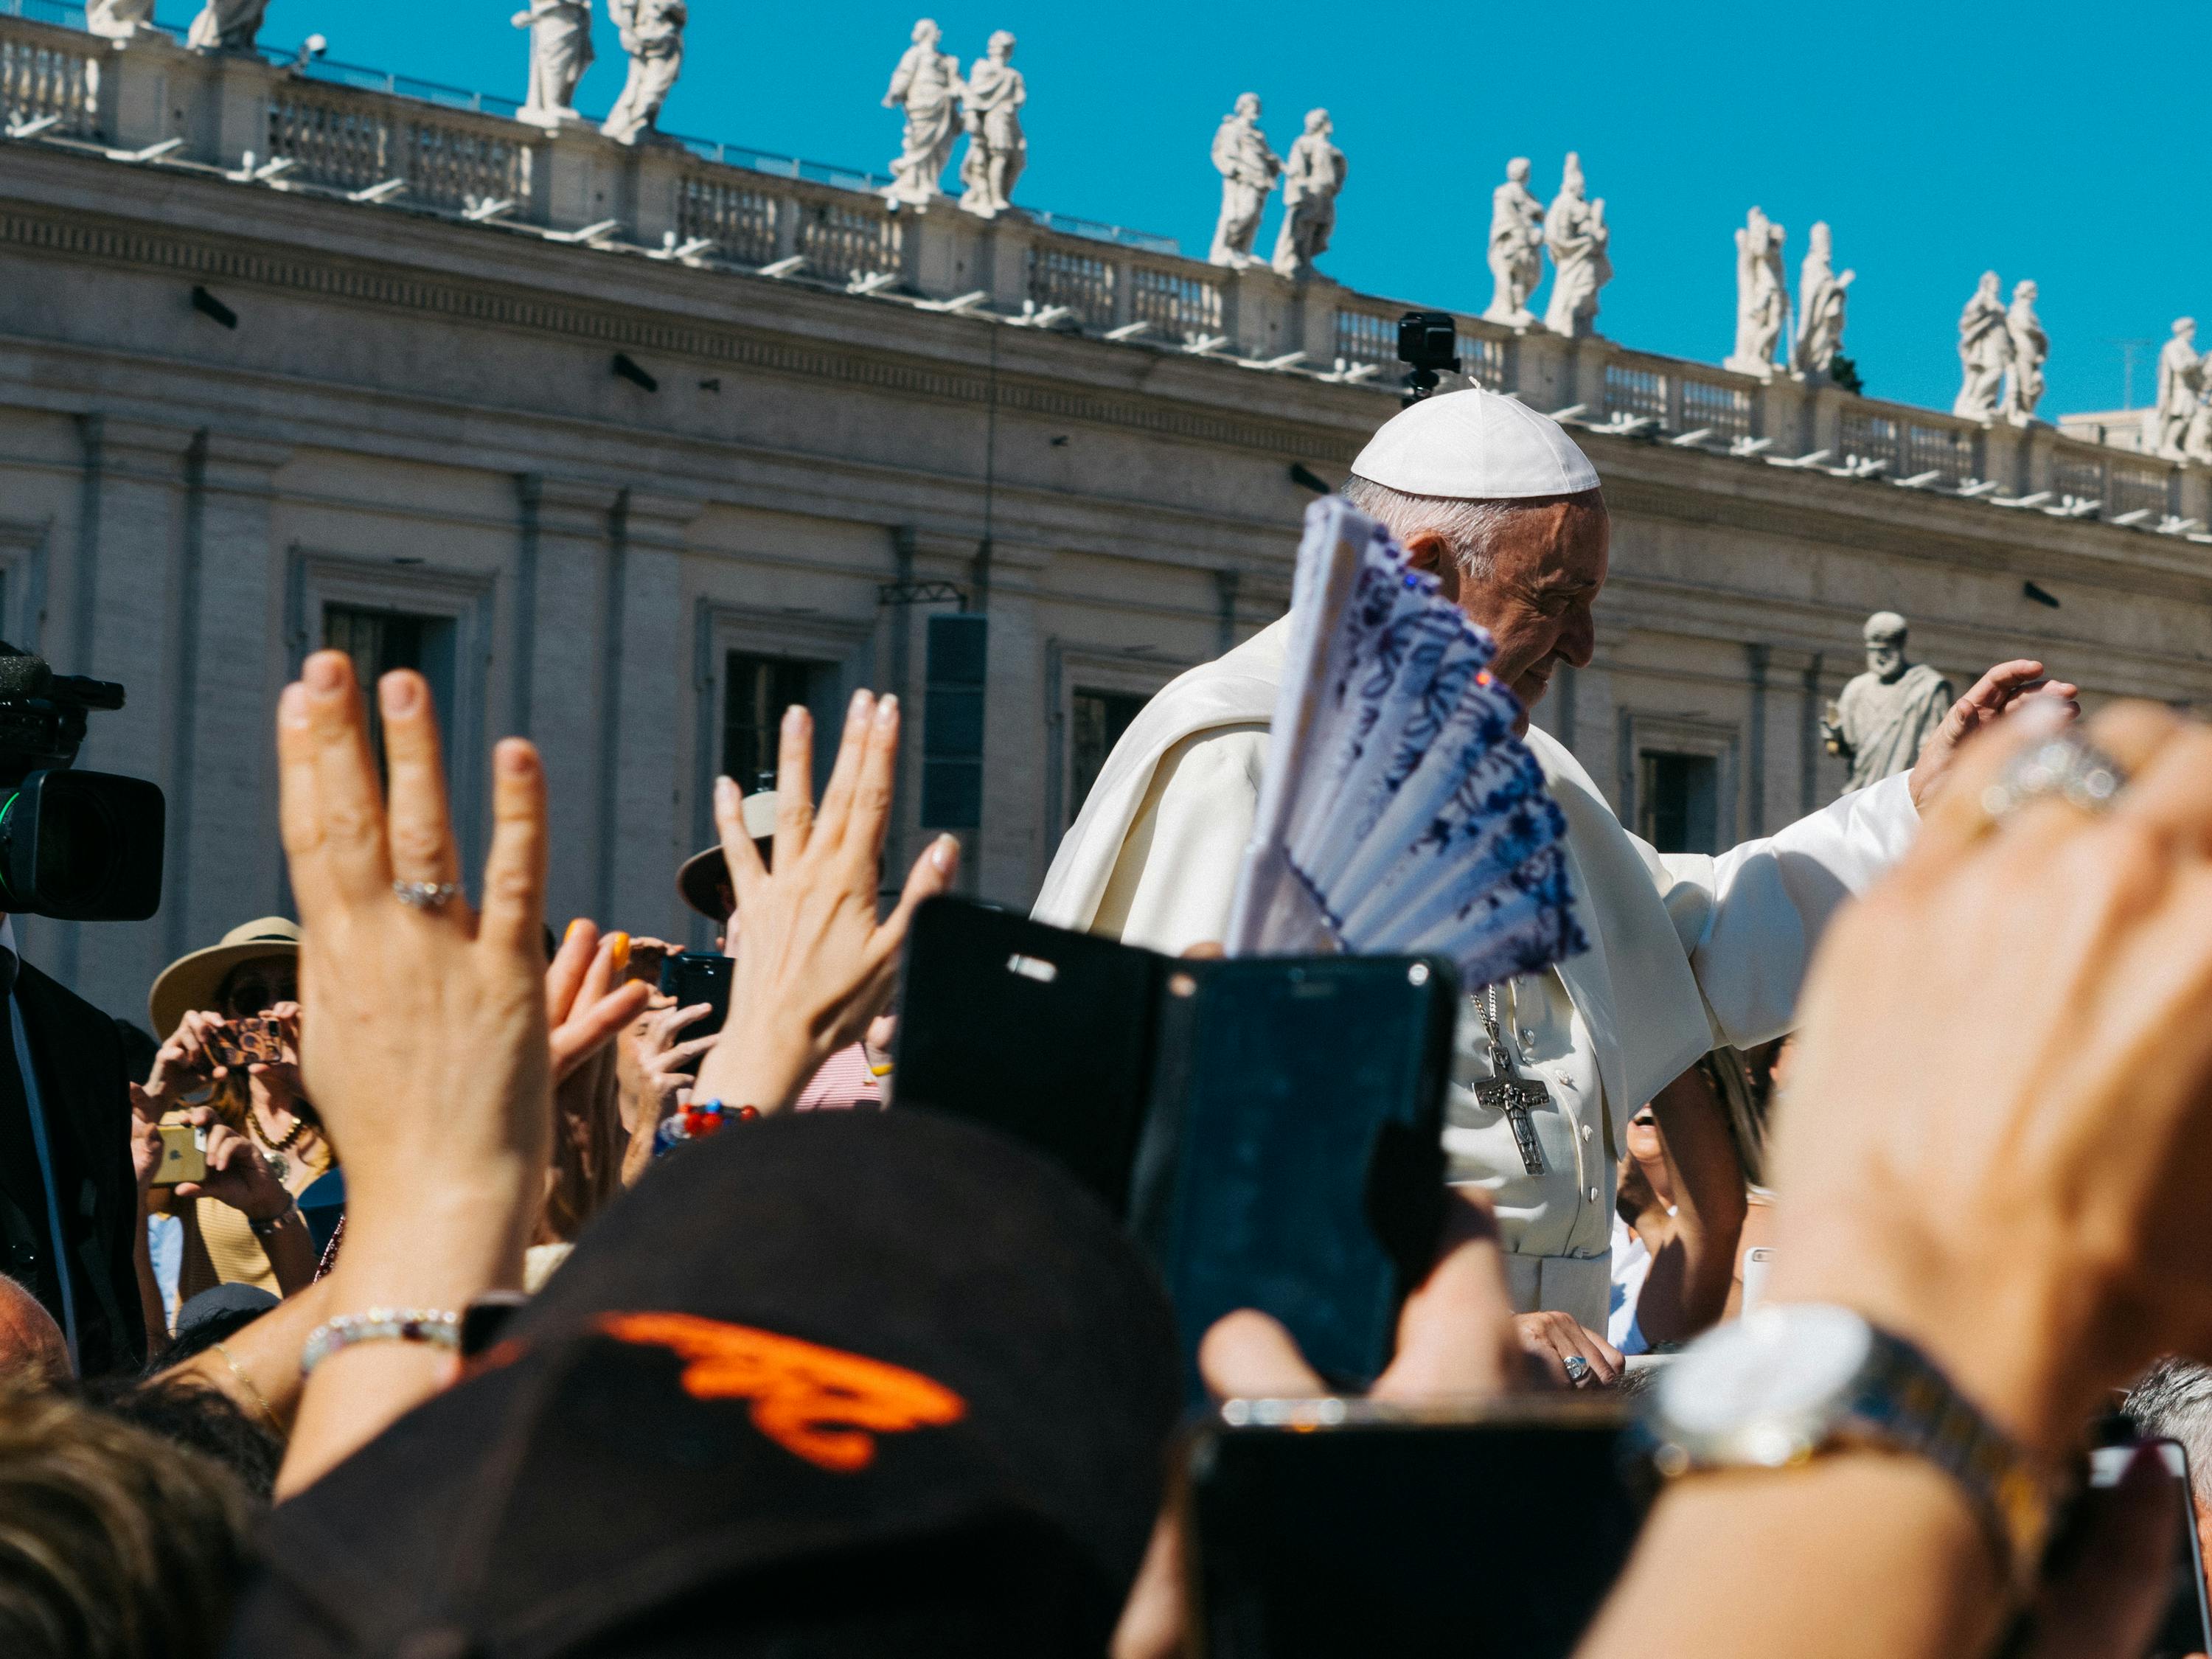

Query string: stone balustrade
5 2 2208 534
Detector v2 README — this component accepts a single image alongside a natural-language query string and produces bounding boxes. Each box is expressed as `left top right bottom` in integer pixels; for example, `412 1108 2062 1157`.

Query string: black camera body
0 649 164 921
1396 310 1461 406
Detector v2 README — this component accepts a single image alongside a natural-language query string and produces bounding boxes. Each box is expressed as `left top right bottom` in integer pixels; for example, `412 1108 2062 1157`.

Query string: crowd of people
6 402 2212 1659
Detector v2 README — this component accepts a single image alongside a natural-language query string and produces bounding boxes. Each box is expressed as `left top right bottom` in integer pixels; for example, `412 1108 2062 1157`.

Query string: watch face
1658 1304 1874 1464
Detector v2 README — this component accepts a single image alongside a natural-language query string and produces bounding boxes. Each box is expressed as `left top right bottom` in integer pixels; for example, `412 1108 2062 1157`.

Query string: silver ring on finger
1979 732 2126 826
1563 1353 1591 1386
393 880 461 911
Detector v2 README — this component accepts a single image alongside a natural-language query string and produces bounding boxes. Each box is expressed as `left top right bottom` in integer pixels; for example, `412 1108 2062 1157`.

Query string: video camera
1396 309 1461 406
0 647 164 920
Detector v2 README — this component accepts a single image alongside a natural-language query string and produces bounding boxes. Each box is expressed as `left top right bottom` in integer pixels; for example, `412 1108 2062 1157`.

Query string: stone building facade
4 10 2212 1020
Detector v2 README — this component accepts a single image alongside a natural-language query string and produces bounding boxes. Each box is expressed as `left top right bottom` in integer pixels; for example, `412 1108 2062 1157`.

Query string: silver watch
1644 1303 2059 1588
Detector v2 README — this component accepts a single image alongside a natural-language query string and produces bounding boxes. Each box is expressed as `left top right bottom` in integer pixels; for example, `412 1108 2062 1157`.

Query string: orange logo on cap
598 1312 966 1472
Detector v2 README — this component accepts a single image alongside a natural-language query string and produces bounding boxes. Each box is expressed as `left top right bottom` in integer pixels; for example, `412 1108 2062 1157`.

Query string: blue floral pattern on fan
1225 498 1586 994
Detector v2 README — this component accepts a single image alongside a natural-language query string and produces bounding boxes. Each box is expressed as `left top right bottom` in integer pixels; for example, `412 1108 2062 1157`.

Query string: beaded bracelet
653 1098 759 1156
300 1307 462 1374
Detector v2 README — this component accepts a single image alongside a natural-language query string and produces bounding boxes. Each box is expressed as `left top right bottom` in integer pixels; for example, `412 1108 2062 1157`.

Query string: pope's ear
1401 530 1459 602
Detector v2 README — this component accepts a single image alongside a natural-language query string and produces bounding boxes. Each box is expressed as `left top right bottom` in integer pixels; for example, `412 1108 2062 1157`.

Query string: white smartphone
2087 1440 2212 1659
1739 1245 1774 1314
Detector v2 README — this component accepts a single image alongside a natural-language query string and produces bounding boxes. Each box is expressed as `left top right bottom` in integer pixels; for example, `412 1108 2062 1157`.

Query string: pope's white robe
1034 616 1919 1329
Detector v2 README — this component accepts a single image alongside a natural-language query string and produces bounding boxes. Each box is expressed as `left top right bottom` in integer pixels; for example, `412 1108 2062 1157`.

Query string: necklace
254 1110 307 1154
249 1106 310 1185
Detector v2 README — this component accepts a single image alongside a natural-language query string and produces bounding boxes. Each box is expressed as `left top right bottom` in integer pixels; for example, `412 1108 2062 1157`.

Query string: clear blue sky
265 0 2203 417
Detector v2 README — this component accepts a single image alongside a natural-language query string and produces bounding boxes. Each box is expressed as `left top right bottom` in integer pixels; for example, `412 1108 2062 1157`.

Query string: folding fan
1224 496 1586 992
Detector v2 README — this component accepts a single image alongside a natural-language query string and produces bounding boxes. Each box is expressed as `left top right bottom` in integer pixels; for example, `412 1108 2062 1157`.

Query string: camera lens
35 778 114 908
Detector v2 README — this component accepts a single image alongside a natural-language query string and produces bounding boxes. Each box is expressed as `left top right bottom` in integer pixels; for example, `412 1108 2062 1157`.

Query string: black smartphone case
894 897 1458 1391
657 951 733 1043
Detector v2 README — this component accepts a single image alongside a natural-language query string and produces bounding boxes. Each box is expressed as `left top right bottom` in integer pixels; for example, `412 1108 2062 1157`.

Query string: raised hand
1908 658 2081 810
548 920 653 1084
1777 698 2212 1461
274 651 556 1493
689 691 959 1115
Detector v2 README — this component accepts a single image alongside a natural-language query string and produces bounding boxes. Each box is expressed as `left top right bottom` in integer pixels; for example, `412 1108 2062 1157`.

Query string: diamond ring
392 880 460 910
1563 1354 1591 1385
1979 733 2126 825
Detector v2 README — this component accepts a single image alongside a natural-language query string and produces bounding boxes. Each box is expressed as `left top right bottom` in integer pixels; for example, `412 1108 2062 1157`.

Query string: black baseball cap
230 1110 1180 1658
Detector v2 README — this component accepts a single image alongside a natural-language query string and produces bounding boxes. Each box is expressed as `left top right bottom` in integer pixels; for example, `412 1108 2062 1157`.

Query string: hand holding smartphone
151 1122 206 1186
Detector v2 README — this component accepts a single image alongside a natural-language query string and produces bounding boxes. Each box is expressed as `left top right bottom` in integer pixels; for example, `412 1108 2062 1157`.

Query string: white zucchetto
1349 387 1601 500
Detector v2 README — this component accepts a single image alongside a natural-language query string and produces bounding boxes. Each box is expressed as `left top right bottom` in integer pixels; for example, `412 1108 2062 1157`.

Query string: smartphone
894 900 1459 1394
2087 1441 2212 1659
206 1016 284 1070
1134 955 1457 1395
894 900 1165 1210
1186 1398 1649 1659
656 951 732 1043
1739 1245 1775 1314
152 1123 206 1186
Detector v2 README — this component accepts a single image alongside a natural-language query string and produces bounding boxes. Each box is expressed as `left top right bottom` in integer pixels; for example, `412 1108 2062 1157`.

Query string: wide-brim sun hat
148 917 302 1038
675 789 779 922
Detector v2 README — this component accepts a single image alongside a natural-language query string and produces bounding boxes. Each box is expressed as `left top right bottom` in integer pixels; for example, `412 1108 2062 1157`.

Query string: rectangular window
922 613 987 830
1069 689 1148 824
1638 751 1719 854
722 653 820 794
323 603 456 771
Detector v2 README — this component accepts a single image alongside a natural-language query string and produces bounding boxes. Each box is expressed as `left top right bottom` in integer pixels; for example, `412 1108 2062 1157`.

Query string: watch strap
1650 1311 2061 1593
1836 1323 2058 1589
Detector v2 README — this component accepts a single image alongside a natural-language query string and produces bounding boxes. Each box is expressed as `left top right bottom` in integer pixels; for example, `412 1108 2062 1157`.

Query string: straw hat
675 789 778 922
148 916 302 1039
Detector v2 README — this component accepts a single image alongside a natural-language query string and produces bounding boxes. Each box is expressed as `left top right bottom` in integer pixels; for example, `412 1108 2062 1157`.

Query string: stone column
1568 337 1613 414
43 416 195 1012
203 46 278 172
899 201 986 301
626 142 686 250
1978 421 2026 494
512 475 621 919
1804 383 1846 459
1228 265 1295 361
1761 376 1811 453
166 431 292 964
533 122 626 232
1293 275 1341 366
2177 461 2211 528
969 537 1049 904
94 28 191 153
594 488 697 931
1506 328 1569 412
2020 422 2056 496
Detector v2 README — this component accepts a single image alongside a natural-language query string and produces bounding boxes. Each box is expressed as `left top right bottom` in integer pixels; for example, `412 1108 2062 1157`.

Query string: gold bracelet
211 1340 281 1433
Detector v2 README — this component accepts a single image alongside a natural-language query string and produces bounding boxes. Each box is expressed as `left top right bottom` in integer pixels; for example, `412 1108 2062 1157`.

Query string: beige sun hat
147 916 302 1039
675 789 779 922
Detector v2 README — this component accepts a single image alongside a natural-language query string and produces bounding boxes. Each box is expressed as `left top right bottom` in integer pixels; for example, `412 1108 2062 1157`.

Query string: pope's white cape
1033 613 1917 1112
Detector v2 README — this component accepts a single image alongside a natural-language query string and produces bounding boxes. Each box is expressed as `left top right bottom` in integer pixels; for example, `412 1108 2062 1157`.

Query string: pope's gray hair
1339 474 1601 585
2123 1358 2212 1504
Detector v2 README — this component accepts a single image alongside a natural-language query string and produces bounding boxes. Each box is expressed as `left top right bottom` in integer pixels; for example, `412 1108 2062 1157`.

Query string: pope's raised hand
1908 658 2081 810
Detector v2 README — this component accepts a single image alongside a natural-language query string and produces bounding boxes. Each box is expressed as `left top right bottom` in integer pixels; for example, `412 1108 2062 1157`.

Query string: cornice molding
0 204 1349 466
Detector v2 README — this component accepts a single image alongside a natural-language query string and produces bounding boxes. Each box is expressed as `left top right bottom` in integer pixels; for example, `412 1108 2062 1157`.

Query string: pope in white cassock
1034 390 2072 1335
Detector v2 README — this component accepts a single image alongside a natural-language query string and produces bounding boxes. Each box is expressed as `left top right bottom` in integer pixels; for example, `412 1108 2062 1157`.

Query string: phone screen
2087 1441 2212 1659
1188 1404 1647 1659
